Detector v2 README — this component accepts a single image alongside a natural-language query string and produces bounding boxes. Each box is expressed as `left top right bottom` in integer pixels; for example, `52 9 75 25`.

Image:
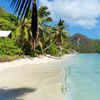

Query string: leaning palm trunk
31 0 38 51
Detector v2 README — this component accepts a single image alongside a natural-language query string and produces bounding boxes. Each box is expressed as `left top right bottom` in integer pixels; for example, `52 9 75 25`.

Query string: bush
0 38 23 56
63 48 69 54
46 44 59 56
0 18 14 30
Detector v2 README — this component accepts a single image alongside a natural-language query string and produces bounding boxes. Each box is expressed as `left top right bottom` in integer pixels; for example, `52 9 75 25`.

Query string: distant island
72 33 100 53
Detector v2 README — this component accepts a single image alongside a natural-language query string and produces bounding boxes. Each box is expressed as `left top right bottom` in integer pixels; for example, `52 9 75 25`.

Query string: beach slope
0 56 64 100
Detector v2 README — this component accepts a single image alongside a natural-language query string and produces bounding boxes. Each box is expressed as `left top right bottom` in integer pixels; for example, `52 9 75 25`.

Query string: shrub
46 44 59 56
0 38 23 56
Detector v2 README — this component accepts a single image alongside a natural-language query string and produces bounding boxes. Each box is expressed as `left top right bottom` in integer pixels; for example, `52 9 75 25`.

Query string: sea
64 54 100 100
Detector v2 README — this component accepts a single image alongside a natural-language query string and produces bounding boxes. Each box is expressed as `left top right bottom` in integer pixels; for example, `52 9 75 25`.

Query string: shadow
45 55 60 59
0 87 36 100
26 56 34 60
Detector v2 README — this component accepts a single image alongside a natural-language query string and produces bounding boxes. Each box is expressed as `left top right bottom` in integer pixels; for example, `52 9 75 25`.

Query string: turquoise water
64 54 100 100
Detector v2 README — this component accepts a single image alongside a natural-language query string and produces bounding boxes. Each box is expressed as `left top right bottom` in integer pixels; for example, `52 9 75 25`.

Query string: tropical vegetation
0 6 74 61
0 4 100 62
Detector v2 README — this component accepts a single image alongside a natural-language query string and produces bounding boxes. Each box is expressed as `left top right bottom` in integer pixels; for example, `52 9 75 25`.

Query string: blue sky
0 0 100 39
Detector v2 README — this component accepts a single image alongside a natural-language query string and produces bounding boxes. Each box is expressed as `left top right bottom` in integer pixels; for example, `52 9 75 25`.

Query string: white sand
0 54 73 100
0 55 59 72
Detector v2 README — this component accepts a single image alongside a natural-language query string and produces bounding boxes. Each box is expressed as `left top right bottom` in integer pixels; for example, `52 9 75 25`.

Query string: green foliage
0 7 8 15
0 38 23 56
0 6 75 58
15 6 73 56
72 33 100 53
46 44 59 56
94 40 100 53
0 7 17 31
0 18 14 30
0 14 17 22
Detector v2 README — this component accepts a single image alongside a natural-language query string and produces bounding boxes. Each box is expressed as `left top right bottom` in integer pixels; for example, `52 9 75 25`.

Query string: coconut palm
53 19 69 47
38 6 52 24
12 6 53 55
38 6 52 48
6 0 38 50
13 18 32 46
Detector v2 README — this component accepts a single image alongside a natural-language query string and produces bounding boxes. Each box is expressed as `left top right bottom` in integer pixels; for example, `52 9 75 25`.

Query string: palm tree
12 18 32 46
48 19 69 55
38 6 52 24
53 19 69 47
38 6 52 48
7 0 38 50
12 6 53 55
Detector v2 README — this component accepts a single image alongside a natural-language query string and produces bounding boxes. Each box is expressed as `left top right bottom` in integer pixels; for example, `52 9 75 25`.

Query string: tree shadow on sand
0 87 36 100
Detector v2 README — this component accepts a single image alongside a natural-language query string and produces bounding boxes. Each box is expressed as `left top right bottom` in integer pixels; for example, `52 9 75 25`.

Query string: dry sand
0 55 73 100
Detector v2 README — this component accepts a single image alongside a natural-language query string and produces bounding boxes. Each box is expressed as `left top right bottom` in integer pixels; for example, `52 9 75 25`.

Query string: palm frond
7 0 31 21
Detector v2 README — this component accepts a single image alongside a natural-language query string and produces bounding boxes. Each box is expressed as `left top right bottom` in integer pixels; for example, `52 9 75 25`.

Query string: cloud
40 0 100 28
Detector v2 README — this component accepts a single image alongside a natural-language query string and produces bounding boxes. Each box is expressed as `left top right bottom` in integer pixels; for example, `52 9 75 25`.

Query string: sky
0 0 100 39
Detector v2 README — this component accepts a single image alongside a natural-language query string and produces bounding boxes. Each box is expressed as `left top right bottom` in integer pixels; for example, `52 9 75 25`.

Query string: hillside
0 6 17 30
72 33 100 53
0 6 8 14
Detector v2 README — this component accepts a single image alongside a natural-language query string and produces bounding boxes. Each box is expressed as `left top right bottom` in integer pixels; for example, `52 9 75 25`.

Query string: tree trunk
31 0 38 51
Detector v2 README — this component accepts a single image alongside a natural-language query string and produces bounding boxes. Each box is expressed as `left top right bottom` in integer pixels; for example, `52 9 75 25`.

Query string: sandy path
0 62 64 100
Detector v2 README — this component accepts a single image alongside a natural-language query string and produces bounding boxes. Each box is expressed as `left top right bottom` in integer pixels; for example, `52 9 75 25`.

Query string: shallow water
64 54 100 100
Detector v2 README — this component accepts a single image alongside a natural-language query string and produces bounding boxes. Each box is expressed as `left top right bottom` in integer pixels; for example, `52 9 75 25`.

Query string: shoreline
0 55 60 72
0 54 73 100
0 54 74 72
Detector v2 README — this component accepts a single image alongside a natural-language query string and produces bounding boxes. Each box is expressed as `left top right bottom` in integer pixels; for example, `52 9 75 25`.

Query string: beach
0 55 67 100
